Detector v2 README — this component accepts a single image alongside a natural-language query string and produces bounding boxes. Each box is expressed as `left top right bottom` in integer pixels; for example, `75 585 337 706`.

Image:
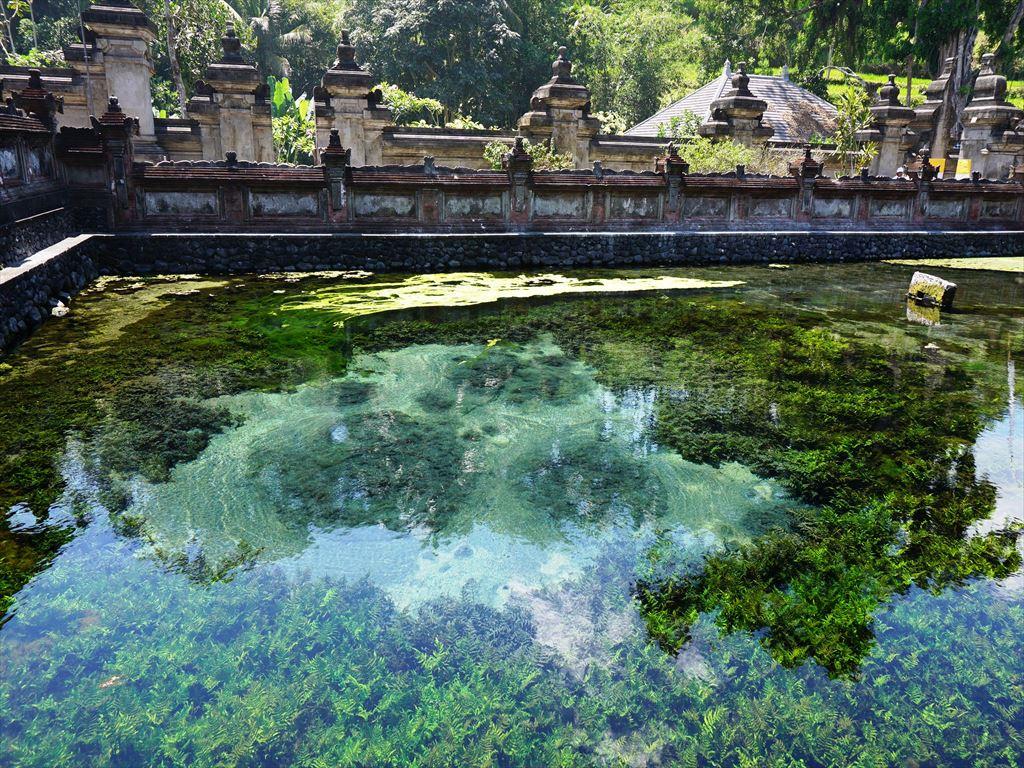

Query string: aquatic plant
1 263 1022 765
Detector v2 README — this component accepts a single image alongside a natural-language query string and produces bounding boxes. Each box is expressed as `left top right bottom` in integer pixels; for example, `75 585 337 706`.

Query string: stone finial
225 150 238 167
972 52 1008 103
94 94 136 132
221 23 244 64
730 62 753 97
878 74 900 106
10 70 64 128
552 46 573 81
791 146 823 178
979 52 996 76
332 30 360 71
321 128 352 168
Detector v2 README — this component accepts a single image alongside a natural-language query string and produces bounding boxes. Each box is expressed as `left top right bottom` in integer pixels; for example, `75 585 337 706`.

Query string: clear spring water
1 262 1022 766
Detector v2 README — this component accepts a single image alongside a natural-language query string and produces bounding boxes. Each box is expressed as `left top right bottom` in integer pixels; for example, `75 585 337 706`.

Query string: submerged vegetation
1 264 1022 765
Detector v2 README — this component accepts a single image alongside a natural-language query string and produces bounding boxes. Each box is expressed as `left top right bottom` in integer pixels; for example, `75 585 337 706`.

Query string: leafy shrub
483 137 574 171
267 76 314 164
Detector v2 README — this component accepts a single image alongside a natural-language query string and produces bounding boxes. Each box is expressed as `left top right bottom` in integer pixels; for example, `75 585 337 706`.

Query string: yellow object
954 158 972 179
928 158 946 175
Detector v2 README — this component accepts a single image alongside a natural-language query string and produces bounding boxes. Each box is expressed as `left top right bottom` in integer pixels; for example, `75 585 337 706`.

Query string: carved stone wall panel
250 190 321 218
607 194 661 220
812 197 854 219
143 190 221 217
352 192 417 219
532 192 587 219
682 196 728 218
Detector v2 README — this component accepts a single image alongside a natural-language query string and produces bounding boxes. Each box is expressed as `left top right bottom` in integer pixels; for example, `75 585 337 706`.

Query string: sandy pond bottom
1 262 1022 767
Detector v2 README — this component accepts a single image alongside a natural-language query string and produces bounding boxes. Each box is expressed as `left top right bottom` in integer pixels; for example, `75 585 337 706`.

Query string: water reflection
87 339 797 604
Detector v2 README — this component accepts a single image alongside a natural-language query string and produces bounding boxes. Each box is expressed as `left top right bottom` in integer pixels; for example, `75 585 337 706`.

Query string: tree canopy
1 0 1021 129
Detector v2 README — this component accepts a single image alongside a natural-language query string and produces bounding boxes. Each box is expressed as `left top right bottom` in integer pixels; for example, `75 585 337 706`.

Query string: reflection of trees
635 312 1022 677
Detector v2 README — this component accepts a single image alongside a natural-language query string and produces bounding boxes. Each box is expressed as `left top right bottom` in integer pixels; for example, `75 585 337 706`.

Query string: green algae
280 271 744 326
883 256 1024 272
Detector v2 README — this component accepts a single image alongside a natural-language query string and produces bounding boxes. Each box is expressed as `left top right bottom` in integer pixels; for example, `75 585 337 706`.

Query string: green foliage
2 45 61 66
676 136 757 174
374 81 444 126
150 77 183 117
654 109 703 139
444 115 488 130
267 75 314 163
483 137 573 170
591 109 628 134
829 86 878 175
348 0 526 127
567 0 699 125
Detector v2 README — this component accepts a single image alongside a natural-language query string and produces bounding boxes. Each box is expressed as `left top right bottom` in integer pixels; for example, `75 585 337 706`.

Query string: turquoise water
1 263 1022 766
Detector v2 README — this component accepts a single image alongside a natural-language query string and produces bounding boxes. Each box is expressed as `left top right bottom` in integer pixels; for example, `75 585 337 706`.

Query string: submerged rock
908 271 957 309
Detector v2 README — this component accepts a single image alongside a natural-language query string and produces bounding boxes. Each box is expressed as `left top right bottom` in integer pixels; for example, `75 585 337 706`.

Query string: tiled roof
626 70 838 144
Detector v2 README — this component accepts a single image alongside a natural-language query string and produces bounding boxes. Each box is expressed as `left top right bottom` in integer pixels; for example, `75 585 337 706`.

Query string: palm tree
215 0 310 77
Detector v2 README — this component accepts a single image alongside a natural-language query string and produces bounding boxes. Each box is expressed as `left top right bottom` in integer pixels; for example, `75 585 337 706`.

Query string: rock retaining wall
0 235 98 355
0 208 81 269
93 231 1024 275
2 230 1022 357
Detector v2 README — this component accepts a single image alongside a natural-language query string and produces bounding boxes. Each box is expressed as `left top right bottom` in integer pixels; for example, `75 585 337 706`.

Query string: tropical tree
346 0 524 127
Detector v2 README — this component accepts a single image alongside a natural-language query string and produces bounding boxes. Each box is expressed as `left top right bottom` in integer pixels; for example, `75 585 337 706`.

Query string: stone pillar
61 33 108 128
789 148 823 221
855 75 916 177
663 142 689 221
504 136 533 225
699 62 774 146
314 32 393 166
186 25 273 163
92 96 137 224
80 0 159 158
959 54 1024 180
909 57 956 166
187 82 222 160
518 47 601 168
321 129 351 221
252 87 274 164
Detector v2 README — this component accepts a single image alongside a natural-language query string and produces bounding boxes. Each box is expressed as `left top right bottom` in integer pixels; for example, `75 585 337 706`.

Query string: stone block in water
908 272 957 309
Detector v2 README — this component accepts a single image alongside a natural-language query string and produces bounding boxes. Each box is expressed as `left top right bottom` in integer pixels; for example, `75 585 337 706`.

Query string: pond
1 261 1022 767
